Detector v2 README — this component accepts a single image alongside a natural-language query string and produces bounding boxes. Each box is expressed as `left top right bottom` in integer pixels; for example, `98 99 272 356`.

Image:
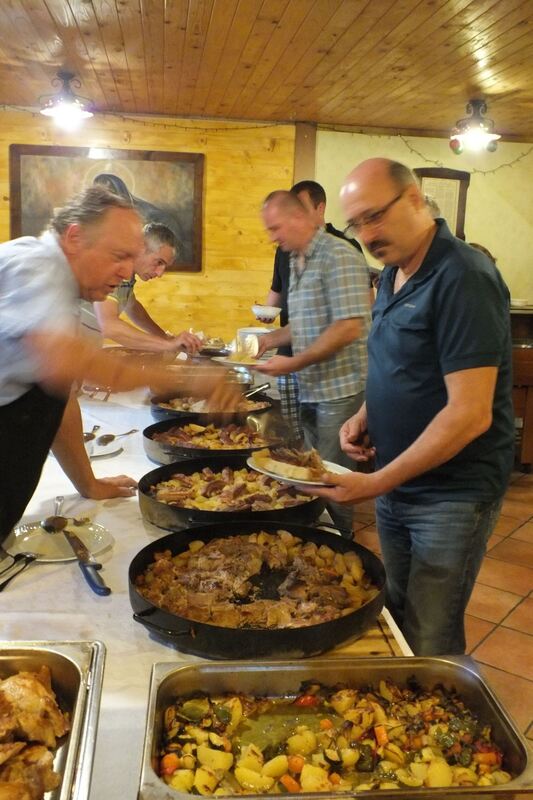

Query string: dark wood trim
414 167 470 240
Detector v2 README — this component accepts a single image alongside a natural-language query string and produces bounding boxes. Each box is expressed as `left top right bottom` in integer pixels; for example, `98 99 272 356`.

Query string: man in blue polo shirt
310 158 514 656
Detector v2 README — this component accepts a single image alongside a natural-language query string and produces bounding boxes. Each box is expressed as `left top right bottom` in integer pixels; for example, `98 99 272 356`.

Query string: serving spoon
95 428 137 446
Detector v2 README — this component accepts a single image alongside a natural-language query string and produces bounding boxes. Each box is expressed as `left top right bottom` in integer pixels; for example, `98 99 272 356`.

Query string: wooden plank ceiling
0 0 532 140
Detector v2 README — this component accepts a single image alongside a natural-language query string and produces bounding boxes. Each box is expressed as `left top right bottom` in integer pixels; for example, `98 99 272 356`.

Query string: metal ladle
95 428 138 446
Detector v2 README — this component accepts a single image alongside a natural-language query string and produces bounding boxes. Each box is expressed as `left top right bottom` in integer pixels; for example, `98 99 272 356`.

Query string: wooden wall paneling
115 0 151 113
220 0 313 117
203 0 264 114
176 0 215 117
190 0 241 115
88 0 135 112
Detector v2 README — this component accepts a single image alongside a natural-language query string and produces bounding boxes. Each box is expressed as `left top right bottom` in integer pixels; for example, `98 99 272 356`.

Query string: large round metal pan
138 454 326 531
143 414 284 465
129 521 385 659
149 393 272 423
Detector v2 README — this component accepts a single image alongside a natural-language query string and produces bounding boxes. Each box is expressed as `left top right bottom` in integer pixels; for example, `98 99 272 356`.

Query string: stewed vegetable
158 678 512 794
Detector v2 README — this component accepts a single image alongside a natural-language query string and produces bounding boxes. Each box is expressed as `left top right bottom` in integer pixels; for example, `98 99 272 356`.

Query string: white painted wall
316 130 533 299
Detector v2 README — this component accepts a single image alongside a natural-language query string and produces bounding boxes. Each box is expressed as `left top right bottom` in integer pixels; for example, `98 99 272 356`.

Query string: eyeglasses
345 190 405 236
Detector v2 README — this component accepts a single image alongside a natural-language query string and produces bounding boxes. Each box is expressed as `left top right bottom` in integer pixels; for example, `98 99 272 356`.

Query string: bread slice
251 448 327 482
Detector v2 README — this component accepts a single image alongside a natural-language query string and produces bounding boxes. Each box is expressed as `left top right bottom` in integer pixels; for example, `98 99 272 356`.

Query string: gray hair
49 185 136 235
143 222 178 257
388 161 420 191
263 190 306 213
425 195 441 218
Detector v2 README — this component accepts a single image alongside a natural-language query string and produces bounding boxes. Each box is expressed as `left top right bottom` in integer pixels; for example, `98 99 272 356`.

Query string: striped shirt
288 229 370 402
79 277 136 340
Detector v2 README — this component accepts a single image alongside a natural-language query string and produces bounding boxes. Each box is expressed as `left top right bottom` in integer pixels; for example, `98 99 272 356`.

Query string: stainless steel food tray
138 656 532 800
0 640 105 800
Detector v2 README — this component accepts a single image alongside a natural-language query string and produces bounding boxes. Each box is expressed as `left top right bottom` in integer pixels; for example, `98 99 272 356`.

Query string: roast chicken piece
0 667 69 749
0 745 60 800
0 782 32 800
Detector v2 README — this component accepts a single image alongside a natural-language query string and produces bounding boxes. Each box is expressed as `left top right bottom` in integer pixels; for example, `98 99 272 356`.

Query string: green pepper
458 746 473 766
214 704 232 725
357 743 375 772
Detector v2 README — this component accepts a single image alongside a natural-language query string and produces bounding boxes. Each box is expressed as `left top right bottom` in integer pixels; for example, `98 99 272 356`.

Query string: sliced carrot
319 718 334 730
288 755 305 773
280 774 301 793
329 773 341 785
160 752 180 775
374 724 389 746
474 751 499 766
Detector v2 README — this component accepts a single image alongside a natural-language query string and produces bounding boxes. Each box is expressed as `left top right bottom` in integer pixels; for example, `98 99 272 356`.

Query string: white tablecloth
2 388 410 800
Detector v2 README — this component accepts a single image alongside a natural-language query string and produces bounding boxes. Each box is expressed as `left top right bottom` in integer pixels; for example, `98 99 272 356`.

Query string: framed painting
414 167 470 240
9 144 204 272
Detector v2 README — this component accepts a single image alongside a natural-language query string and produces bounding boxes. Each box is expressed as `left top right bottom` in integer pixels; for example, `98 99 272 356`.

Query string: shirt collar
39 229 82 298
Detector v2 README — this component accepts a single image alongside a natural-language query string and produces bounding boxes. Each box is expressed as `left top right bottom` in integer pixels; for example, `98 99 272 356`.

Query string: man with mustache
308 158 514 656
257 190 371 536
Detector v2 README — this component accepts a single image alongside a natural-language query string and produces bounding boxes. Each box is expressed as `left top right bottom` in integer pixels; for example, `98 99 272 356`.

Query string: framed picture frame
414 167 470 240
9 144 204 272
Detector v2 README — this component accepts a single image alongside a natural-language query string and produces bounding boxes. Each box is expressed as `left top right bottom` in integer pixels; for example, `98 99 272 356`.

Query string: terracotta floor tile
464 615 495 652
527 721 533 741
503 482 533 502
502 597 533 635
511 472 533 486
486 533 504 551
353 499 376 515
352 511 375 528
355 527 381 555
472 627 533 681
489 538 533 569
477 557 533 596
467 582 522 623
512 521 533 544
478 664 533 734
499 498 533 522
493 514 524 537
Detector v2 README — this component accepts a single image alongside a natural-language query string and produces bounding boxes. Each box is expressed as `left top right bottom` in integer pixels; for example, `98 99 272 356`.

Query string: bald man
309 158 514 655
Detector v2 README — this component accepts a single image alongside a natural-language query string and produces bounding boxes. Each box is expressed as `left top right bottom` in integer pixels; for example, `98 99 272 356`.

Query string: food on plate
158 396 270 413
202 336 226 349
150 466 313 512
251 447 328 482
157 679 512 794
0 666 70 799
135 529 378 628
152 423 268 450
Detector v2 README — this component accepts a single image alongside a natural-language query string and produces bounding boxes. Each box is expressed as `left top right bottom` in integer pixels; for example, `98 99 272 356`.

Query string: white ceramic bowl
251 304 281 321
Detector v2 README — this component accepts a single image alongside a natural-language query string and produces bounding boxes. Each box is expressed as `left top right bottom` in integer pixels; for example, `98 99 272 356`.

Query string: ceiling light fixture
449 99 500 154
39 70 94 131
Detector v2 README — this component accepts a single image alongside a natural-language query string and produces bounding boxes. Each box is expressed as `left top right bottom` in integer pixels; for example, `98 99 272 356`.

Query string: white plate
4 520 114 563
90 444 124 459
212 356 265 368
247 457 352 487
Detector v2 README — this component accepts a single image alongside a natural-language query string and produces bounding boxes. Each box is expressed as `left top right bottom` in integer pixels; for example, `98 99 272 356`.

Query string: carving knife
63 528 111 596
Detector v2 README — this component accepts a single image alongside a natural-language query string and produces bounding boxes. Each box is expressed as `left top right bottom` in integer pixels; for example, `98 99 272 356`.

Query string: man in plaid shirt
257 190 371 536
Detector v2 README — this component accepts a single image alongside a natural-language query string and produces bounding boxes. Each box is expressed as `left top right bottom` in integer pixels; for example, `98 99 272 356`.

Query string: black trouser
0 385 67 544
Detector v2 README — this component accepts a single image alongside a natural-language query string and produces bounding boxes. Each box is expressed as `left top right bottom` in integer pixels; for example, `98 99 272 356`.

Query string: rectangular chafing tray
138 656 532 800
0 640 105 800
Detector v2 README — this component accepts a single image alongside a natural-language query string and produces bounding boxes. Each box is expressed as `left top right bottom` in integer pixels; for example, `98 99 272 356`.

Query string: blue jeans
376 495 503 655
300 393 364 536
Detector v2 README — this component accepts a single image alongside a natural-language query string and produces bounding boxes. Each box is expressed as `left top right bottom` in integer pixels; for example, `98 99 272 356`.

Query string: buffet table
1 387 410 800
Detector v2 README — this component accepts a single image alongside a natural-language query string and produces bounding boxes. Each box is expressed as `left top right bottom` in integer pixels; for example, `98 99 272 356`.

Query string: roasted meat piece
0 667 69 749
0 745 60 800
0 782 32 800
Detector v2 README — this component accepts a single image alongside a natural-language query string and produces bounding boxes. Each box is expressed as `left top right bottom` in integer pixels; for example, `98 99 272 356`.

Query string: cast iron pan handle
133 612 192 638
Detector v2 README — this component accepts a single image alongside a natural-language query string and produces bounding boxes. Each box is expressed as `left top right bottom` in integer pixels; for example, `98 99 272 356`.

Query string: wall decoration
9 144 204 271
414 167 470 240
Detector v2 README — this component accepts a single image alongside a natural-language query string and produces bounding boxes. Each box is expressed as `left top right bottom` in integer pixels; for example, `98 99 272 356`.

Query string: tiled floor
352 471 533 741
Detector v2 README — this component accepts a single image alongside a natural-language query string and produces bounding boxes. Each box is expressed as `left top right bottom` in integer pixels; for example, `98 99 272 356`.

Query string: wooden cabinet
511 309 533 469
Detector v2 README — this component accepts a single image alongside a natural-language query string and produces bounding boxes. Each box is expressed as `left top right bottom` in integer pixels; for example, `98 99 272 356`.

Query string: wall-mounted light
449 100 500 154
39 70 93 131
